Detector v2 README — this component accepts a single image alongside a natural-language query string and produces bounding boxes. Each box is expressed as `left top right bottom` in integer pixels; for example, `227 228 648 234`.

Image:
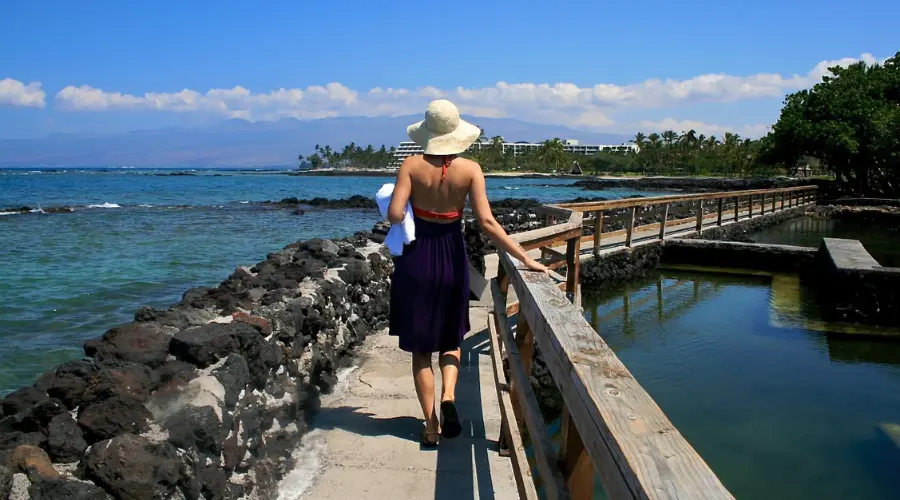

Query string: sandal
440 400 462 439
421 429 440 448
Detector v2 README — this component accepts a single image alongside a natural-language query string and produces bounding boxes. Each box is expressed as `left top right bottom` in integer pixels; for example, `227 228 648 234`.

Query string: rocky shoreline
0 230 392 500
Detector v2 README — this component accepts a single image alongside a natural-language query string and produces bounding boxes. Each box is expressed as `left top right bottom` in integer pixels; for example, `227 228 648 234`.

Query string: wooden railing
539 185 818 256
486 185 821 499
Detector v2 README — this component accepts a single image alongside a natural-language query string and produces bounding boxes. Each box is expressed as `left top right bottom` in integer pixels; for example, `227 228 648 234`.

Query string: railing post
559 408 594 500
748 194 754 218
717 198 724 226
761 193 766 214
592 211 603 257
659 203 669 240
565 236 581 306
625 206 636 247
781 191 786 210
695 200 704 233
772 192 777 212
734 196 739 222
507 317 534 437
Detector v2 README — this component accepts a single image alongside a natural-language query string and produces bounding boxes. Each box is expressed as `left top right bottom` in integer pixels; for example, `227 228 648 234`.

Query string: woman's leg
439 348 461 402
412 352 439 434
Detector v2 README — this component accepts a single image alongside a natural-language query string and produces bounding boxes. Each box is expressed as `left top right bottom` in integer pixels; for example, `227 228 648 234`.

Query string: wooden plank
498 252 735 500
512 223 584 251
555 186 818 213
468 260 489 301
716 199 723 226
559 409 595 500
695 200 704 233
491 284 571 500
658 204 669 240
733 196 739 222
625 207 636 247
539 205 575 220
593 211 604 257
566 237 581 300
486 310 541 500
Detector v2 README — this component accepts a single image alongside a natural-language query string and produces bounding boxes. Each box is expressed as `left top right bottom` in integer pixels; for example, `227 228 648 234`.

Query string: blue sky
1 0 897 139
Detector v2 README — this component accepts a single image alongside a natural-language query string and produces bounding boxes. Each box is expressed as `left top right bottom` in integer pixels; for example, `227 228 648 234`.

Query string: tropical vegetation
760 51 900 196
299 51 900 193
298 143 395 170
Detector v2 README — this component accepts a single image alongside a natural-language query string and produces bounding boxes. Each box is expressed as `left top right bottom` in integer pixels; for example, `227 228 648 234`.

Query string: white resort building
387 138 637 170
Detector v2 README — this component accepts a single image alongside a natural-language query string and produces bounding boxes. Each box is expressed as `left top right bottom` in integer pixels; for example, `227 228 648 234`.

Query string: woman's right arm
469 165 548 273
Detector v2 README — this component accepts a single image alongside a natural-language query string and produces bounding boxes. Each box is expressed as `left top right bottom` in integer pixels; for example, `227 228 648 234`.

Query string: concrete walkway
301 305 519 499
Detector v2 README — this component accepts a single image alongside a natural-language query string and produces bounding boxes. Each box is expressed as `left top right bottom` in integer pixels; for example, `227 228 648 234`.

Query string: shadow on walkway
312 406 421 443
435 327 498 500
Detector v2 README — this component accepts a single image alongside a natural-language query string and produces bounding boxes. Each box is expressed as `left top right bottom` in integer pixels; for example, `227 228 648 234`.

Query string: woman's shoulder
452 156 482 172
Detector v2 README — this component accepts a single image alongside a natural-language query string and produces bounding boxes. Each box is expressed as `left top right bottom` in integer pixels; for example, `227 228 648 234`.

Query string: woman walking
386 99 548 447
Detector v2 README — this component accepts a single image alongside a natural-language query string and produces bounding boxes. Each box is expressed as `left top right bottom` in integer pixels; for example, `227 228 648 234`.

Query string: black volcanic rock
2 387 49 417
28 477 108 500
86 323 173 368
267 195 377 210
46 413 88 463
77 396 152 444
79 433 196 500
169 323 257 368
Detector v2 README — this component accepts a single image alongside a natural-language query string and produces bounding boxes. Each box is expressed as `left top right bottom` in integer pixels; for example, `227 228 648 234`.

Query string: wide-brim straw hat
407 99 481 155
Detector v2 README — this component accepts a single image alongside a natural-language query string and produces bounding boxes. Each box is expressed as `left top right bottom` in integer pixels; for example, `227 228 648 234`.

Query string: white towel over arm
375 183 416 256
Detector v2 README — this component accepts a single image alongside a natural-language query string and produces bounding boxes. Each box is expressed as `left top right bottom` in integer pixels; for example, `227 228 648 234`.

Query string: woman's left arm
387 159 412 224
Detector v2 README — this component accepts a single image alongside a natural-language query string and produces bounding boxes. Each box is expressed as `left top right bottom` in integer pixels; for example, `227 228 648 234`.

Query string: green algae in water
558 270 900 499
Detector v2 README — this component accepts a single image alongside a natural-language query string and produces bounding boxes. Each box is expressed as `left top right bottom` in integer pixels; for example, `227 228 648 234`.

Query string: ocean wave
86 202 122 209
138 204 153 208
502 186 521 190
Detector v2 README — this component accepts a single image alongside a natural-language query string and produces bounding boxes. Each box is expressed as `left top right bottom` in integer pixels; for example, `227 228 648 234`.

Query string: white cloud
51 52 886 135
0 78 47 108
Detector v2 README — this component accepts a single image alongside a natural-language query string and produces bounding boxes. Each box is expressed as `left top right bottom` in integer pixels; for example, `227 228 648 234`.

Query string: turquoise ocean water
0 167 656 395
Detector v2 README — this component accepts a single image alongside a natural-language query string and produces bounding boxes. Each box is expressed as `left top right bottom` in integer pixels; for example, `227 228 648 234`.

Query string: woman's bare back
405 155 476 220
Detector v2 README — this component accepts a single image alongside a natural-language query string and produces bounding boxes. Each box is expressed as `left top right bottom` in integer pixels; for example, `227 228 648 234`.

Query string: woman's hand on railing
523 257 550 274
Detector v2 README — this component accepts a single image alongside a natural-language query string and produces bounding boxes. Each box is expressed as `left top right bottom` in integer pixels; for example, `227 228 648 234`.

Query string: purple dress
389 217 471 353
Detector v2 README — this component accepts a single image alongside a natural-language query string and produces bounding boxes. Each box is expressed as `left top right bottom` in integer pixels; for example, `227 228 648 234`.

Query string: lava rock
77 396 152 444
42 360 96 410
87 323 173 368
231 312 272 335
79 361 159 407
162 405 224 455
198 462 228 500
306 238 340 260
79 433 194 500
338 259 372 285
1 387 49 417
169 322 259 368
28 477 108 500
46 413 87 463
0 465 11 500
153 360 198 394
212 354 249 408
0 432 46 463
6 445 58 482
2 398 67 434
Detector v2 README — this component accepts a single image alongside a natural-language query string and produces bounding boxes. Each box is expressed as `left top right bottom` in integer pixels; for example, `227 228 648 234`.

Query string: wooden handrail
487 183 818 498
497 251 734 499
553 185 817 213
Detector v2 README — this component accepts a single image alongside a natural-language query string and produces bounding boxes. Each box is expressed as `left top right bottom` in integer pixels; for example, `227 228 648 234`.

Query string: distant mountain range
0 115 631 168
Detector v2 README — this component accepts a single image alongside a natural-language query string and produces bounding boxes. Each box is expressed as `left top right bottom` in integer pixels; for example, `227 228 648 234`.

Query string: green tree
761 52 900 195
535 138 569 173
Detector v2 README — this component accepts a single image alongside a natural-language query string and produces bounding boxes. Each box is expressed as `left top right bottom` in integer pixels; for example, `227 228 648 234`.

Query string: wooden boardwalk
300 185 815 500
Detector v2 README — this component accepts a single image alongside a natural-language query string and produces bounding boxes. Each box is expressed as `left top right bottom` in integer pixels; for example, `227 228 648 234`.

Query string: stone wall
685 205 811 242
0 232 393 500
661 239 818 273
814 238 900 327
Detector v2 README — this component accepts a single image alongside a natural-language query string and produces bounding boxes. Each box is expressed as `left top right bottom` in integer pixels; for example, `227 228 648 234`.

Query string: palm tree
631 132 646 152
535 138 568 173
